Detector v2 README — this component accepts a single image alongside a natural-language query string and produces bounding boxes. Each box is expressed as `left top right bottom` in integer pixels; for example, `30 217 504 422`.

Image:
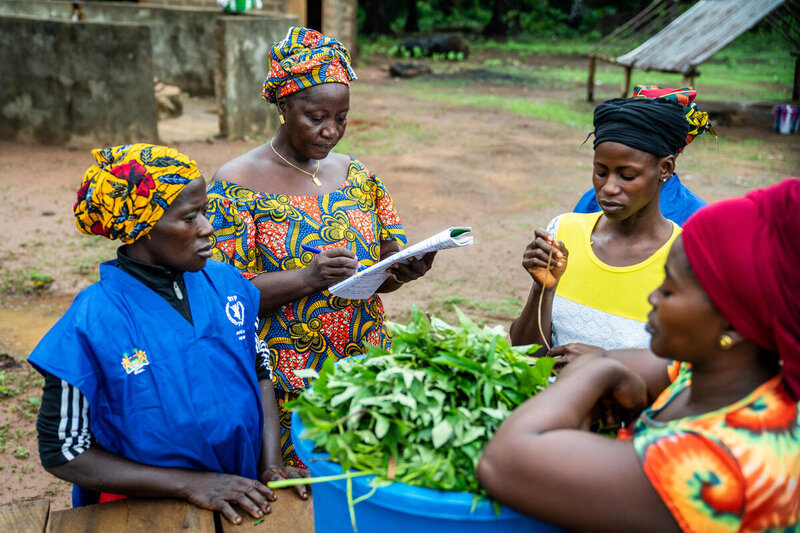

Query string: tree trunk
404 0 419 33
484 0 507 36
363 0 393 36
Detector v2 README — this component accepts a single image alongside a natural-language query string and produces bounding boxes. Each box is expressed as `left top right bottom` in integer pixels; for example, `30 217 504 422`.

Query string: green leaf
373 413 390 439
293 368 320 380
431 419 453 449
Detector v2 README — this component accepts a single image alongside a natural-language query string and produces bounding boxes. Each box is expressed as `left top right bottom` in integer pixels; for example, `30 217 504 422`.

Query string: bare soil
0 64 797 510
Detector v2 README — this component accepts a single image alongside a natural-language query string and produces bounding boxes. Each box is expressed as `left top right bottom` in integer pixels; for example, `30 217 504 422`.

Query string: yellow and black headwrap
73 144 202 243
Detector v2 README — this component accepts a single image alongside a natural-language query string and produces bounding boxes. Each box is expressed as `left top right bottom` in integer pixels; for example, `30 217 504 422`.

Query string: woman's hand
559 355 649 429
548 343 605 369
260 465 310 500
303 247 359 290
386 251 436 284
523 229 568 289
183 472 276 525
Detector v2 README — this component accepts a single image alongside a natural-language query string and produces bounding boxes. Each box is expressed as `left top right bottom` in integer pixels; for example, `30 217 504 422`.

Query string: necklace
270 142 321 187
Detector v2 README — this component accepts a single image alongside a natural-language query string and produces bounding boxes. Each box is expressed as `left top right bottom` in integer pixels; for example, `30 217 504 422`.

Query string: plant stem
266 470 372 489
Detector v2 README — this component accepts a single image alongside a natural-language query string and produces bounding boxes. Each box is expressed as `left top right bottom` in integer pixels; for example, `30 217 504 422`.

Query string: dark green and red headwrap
632 85 716 151
593 85 716 157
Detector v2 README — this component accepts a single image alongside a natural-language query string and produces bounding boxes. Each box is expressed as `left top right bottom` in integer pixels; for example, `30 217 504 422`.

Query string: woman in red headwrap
479 179 800 532
206 27 436 472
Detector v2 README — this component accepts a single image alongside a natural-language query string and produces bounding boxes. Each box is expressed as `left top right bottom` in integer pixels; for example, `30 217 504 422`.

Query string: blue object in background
291 412 567 533
573 173 706 227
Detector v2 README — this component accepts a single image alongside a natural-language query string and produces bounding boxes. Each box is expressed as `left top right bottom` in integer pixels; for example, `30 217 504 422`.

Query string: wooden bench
0 492 314 533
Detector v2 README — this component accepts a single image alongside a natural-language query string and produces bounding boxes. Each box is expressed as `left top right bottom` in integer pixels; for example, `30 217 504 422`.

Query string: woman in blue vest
29 144 305 525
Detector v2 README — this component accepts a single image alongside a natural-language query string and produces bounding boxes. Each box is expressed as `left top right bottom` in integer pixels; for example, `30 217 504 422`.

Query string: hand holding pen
300 244 361 290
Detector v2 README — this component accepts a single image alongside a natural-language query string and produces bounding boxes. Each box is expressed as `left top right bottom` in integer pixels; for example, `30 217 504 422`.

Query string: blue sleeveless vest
28 259 264 506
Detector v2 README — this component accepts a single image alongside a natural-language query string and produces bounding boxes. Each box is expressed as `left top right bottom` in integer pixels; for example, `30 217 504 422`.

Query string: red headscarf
682 178 800 399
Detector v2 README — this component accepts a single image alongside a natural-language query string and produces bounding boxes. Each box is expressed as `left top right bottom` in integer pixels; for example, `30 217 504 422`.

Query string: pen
302 243 365 271
301 244 323 254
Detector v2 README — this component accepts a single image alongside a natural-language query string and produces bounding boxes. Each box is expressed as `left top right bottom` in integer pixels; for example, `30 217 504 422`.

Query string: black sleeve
255 328 273 382
36 372 94 468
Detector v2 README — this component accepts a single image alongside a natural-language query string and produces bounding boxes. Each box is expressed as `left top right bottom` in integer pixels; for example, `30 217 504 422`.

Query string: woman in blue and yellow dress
207 27 435 470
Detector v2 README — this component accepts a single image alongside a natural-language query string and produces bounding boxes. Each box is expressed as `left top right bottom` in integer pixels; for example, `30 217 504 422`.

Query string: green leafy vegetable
288 306 555 497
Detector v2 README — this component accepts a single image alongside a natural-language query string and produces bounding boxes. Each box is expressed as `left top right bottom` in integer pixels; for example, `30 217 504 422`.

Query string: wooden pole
621 65 632 98
682 69 698 88
587 56 596 102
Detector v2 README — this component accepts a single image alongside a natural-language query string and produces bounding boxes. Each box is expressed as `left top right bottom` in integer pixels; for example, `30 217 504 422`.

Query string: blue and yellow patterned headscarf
262 26 356 104
74 143 202 243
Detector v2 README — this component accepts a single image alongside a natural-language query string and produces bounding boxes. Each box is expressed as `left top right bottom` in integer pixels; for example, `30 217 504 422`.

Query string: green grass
361 30 793 104
471 36 594 57
393 82 594 129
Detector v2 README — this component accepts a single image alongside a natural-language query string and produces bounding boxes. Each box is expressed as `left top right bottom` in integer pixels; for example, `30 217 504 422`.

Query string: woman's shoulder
211 145 272 191
548 211 598 237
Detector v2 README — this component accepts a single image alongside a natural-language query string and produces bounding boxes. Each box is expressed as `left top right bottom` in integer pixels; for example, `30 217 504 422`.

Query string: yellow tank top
555 212 681 322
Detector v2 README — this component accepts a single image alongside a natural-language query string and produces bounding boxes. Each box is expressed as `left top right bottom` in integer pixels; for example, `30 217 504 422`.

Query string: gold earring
278 115 285 125
718 334 733 350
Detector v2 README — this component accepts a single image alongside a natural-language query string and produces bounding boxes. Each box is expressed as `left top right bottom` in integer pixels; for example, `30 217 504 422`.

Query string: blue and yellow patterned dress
207 157 406 466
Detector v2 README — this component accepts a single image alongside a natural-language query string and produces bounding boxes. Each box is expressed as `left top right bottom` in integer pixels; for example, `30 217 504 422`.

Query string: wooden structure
0 495 313 533
585 0 800 101
120 0 358 54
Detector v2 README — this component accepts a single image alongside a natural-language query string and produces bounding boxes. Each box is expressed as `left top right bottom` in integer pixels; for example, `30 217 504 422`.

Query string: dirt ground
0 64 797 511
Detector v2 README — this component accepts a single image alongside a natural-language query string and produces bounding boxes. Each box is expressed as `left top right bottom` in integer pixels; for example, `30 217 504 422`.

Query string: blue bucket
291 412 566 533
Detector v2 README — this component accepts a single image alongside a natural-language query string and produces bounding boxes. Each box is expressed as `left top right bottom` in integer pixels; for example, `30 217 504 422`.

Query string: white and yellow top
548 212 681 350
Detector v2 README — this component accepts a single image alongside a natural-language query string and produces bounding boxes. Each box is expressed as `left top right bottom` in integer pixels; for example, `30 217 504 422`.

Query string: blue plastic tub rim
291 411 531 522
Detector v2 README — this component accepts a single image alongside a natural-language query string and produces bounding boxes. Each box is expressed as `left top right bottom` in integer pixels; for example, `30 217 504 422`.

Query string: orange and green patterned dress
206 157 406 466
631 363 800 532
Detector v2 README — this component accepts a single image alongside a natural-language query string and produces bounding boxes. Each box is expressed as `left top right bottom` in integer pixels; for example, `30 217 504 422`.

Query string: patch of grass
13 446 29 460
0 268 54 295
408 86 593 129
425 294 525 321
0 423 9 453
0 372 20 398
13 397 40 419
472 36 593 57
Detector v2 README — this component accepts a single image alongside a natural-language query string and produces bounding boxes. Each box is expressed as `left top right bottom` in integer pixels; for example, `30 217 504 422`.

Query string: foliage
289 307 555 498
359 0 636 37
389 44 465 62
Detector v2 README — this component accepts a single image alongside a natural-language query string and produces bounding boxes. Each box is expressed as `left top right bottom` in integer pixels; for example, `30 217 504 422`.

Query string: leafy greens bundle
288 307 556 496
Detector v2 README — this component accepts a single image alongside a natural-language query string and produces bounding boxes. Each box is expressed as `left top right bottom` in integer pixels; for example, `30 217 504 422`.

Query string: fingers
233 486 272 519
218 501 243 525
320 247 357 260
523 232 566 273
284 467 310 500
263 467 310 500
387 254 432 283
546 345 568 357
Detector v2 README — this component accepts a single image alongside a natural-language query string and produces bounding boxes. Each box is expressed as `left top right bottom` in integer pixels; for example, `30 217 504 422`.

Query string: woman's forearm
258 379 283 473
250 269 318 316
509 282 555 348
46 447 200 499
493 359 626 438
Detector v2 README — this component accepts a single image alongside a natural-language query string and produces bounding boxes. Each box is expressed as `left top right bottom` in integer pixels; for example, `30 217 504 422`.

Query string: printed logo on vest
226 295 245 327
121 348 150 375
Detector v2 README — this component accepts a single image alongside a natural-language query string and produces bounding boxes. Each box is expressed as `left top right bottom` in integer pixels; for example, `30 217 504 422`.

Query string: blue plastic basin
291 412 566 533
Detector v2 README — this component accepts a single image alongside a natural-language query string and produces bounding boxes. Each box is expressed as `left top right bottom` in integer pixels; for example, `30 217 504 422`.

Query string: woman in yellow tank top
510 89 713 358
